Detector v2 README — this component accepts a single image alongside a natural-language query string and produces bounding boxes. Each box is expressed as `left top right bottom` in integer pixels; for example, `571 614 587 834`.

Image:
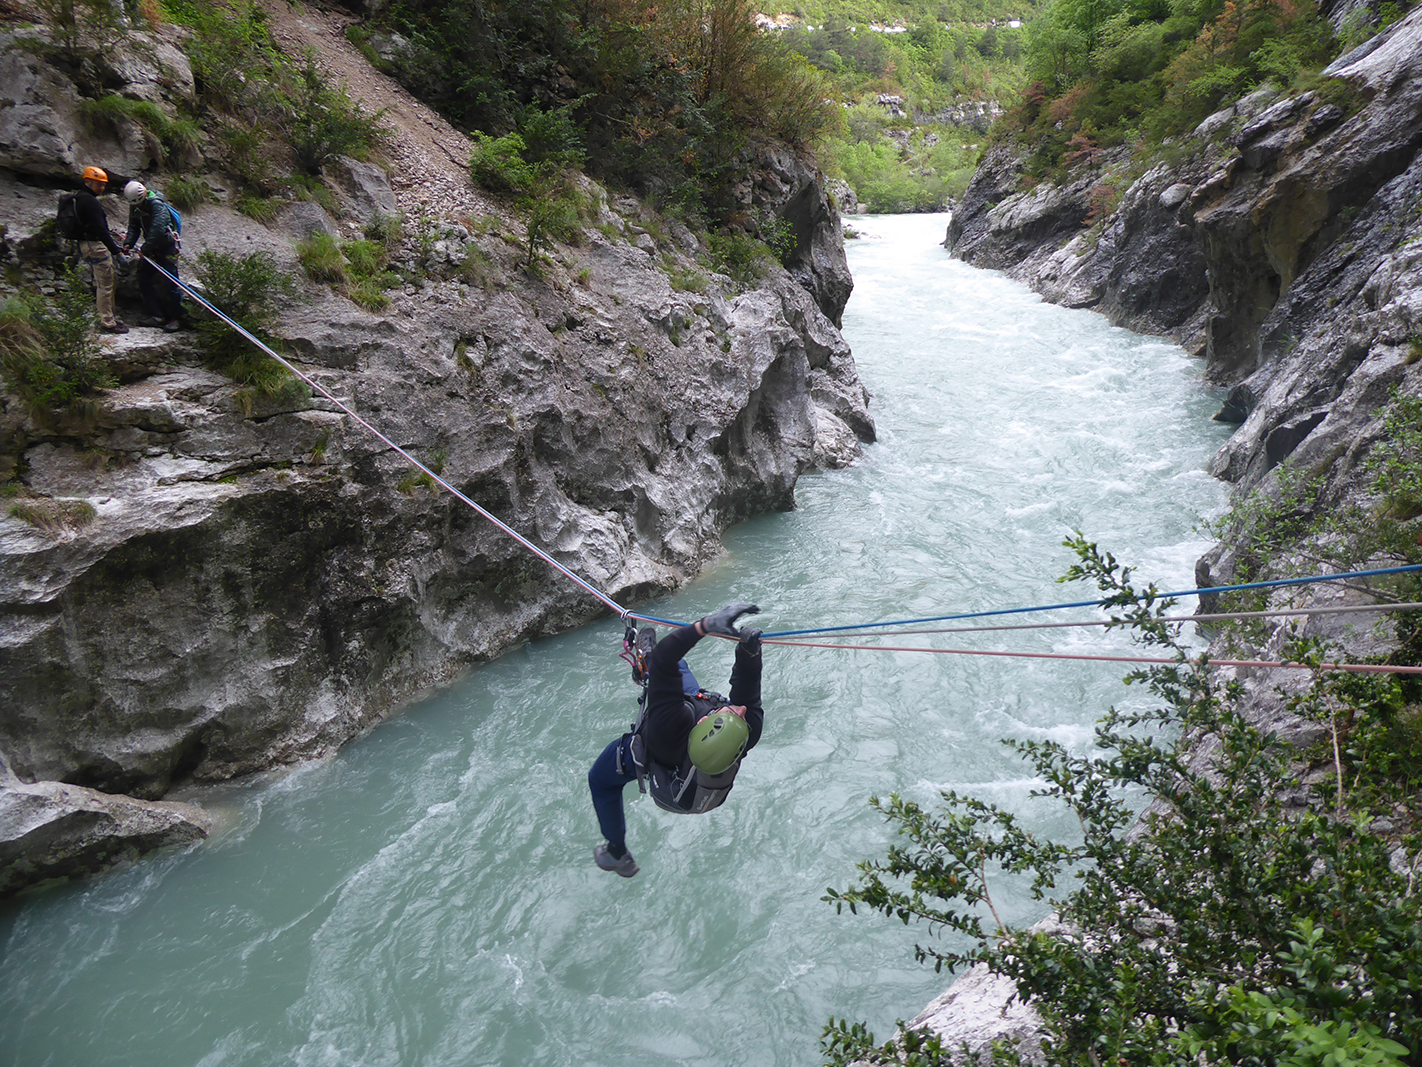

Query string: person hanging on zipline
588 602 764 878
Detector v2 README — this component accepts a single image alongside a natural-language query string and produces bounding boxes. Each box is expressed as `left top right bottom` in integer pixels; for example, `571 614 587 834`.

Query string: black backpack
56 194 83 240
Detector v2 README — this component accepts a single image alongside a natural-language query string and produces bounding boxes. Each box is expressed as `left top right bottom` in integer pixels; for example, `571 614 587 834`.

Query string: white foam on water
0 212 1235 1067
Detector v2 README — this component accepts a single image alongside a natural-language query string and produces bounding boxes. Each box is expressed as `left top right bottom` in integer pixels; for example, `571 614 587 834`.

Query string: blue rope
760 564 1422 638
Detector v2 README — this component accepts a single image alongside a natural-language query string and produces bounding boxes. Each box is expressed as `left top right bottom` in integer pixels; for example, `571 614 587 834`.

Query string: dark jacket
641 624 764 769
124 192 177 248
75 190 123 255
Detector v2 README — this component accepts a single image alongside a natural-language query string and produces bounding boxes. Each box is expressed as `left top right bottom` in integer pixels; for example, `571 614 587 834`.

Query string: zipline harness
138 252 1422 677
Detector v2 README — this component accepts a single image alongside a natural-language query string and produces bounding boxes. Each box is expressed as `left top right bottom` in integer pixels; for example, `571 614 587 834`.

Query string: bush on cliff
1006 0 1344 176
824 536 1422 1067
0 271 115 422
383 0 838 223
192 251 306 403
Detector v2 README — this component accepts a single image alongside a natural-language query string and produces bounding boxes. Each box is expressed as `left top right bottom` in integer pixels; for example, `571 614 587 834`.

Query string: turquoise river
0 213 1235 1067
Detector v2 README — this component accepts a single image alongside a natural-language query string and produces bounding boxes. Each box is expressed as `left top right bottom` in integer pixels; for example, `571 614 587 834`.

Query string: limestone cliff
907 9 1422 1061
0 16 872 895
946 8 1422 385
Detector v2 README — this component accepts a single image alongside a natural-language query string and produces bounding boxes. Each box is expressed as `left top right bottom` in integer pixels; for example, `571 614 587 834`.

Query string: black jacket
74 189 122 255
641 624 764 768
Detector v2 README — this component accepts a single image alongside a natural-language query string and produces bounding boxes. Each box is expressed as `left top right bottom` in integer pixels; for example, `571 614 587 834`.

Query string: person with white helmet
71 166 128 333
587 603 766 878
121 179 185 332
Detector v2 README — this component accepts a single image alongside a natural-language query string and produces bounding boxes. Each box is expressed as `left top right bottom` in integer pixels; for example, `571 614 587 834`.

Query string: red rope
762 638 1422 675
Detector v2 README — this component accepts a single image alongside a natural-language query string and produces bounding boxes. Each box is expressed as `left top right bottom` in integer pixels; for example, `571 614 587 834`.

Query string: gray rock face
1 202 871 800
913 13 1422 1055
0 27 194 180
741 142 855 328
0 777 213 898
946 7 1422 379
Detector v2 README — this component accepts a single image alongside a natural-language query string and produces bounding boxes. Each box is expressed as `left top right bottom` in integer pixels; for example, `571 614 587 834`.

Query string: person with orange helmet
73 166 128 334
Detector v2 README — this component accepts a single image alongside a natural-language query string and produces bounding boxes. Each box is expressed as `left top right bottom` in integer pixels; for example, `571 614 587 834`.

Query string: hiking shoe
162 319 182 333
100 322 129 334
593 844 638 878
137 315 165 327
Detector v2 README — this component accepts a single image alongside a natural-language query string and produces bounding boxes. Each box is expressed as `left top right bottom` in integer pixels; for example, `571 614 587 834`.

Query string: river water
0 213 1233 1067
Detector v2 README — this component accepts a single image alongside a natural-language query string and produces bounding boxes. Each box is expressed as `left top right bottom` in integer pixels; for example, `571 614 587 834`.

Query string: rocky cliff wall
904 10 1422 1062
946 8 1422 386
0 18 872 895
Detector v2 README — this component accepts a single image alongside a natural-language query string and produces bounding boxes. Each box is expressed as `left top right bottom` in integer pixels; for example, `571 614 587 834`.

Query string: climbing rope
759 637 1422 677
139 252 1422 677
140 254 627 615
758 564 1422 638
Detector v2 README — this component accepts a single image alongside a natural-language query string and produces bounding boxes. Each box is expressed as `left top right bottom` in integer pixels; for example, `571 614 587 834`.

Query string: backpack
625 688 742 815
147 192 181 237
56 194 83 240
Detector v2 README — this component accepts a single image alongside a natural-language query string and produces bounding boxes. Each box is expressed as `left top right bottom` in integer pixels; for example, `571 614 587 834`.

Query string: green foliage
705 229 774 285
234 191 279 225
192 250 303 396
8 493 97 534
389 0 838 224
469 132 539 195
174 0 280 113
76 95 200 165
468 132 586 268
33 0 127 63
825 535 1422 1067
165 177 211 212
296 233 349 284
1006 0 1344 171
285 59 385 175
0 271 115 419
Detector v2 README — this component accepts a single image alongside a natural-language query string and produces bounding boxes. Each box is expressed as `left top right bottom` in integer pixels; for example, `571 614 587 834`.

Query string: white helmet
124 180 147 202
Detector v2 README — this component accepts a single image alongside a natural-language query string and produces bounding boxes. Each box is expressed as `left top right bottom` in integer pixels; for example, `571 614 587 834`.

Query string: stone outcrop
0 21 871 895
912 11 1422 1061
946 7 1422 381
0 771 214 897
740 141 856 328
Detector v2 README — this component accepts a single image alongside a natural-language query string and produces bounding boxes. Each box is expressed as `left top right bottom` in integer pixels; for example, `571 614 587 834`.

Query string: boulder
0 778 212 898
327 155 398 222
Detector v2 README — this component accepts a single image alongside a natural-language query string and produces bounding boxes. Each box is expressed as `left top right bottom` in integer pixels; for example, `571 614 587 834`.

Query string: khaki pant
78 240 118 328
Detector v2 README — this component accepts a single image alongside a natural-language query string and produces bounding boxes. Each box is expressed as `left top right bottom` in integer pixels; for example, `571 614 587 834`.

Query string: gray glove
740 627 762 655
702 602 760 638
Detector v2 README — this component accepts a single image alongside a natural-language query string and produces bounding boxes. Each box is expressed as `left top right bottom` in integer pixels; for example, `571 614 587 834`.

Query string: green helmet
688 711 749 775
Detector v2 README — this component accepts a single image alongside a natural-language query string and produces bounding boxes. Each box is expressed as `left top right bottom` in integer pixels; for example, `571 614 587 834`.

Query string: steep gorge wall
947 8 1422 392
0 19 871 894
907 10 1422 1060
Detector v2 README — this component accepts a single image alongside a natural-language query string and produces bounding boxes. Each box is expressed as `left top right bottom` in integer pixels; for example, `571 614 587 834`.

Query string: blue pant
588 735 637 852
588 661 699 852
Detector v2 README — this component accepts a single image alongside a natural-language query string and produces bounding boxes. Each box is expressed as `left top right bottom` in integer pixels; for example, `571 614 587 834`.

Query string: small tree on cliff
823 536 1422 1067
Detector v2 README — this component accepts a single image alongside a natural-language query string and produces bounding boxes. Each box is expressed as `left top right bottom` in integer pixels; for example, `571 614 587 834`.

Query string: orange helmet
82 166 108 182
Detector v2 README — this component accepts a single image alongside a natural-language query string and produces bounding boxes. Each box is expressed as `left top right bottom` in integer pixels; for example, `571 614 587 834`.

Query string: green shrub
469 131 537 195
0 271 114 419
234 192 279 225
296 233 349 284
192 250 303 397
349 279 393 311
341 239 384 277
34 0 126 62
174 0 279 112
823 536 1422 1067
166 177 210 212
705 230 771 286
284 59 385 175
8 495 97 533
76 95 199 165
